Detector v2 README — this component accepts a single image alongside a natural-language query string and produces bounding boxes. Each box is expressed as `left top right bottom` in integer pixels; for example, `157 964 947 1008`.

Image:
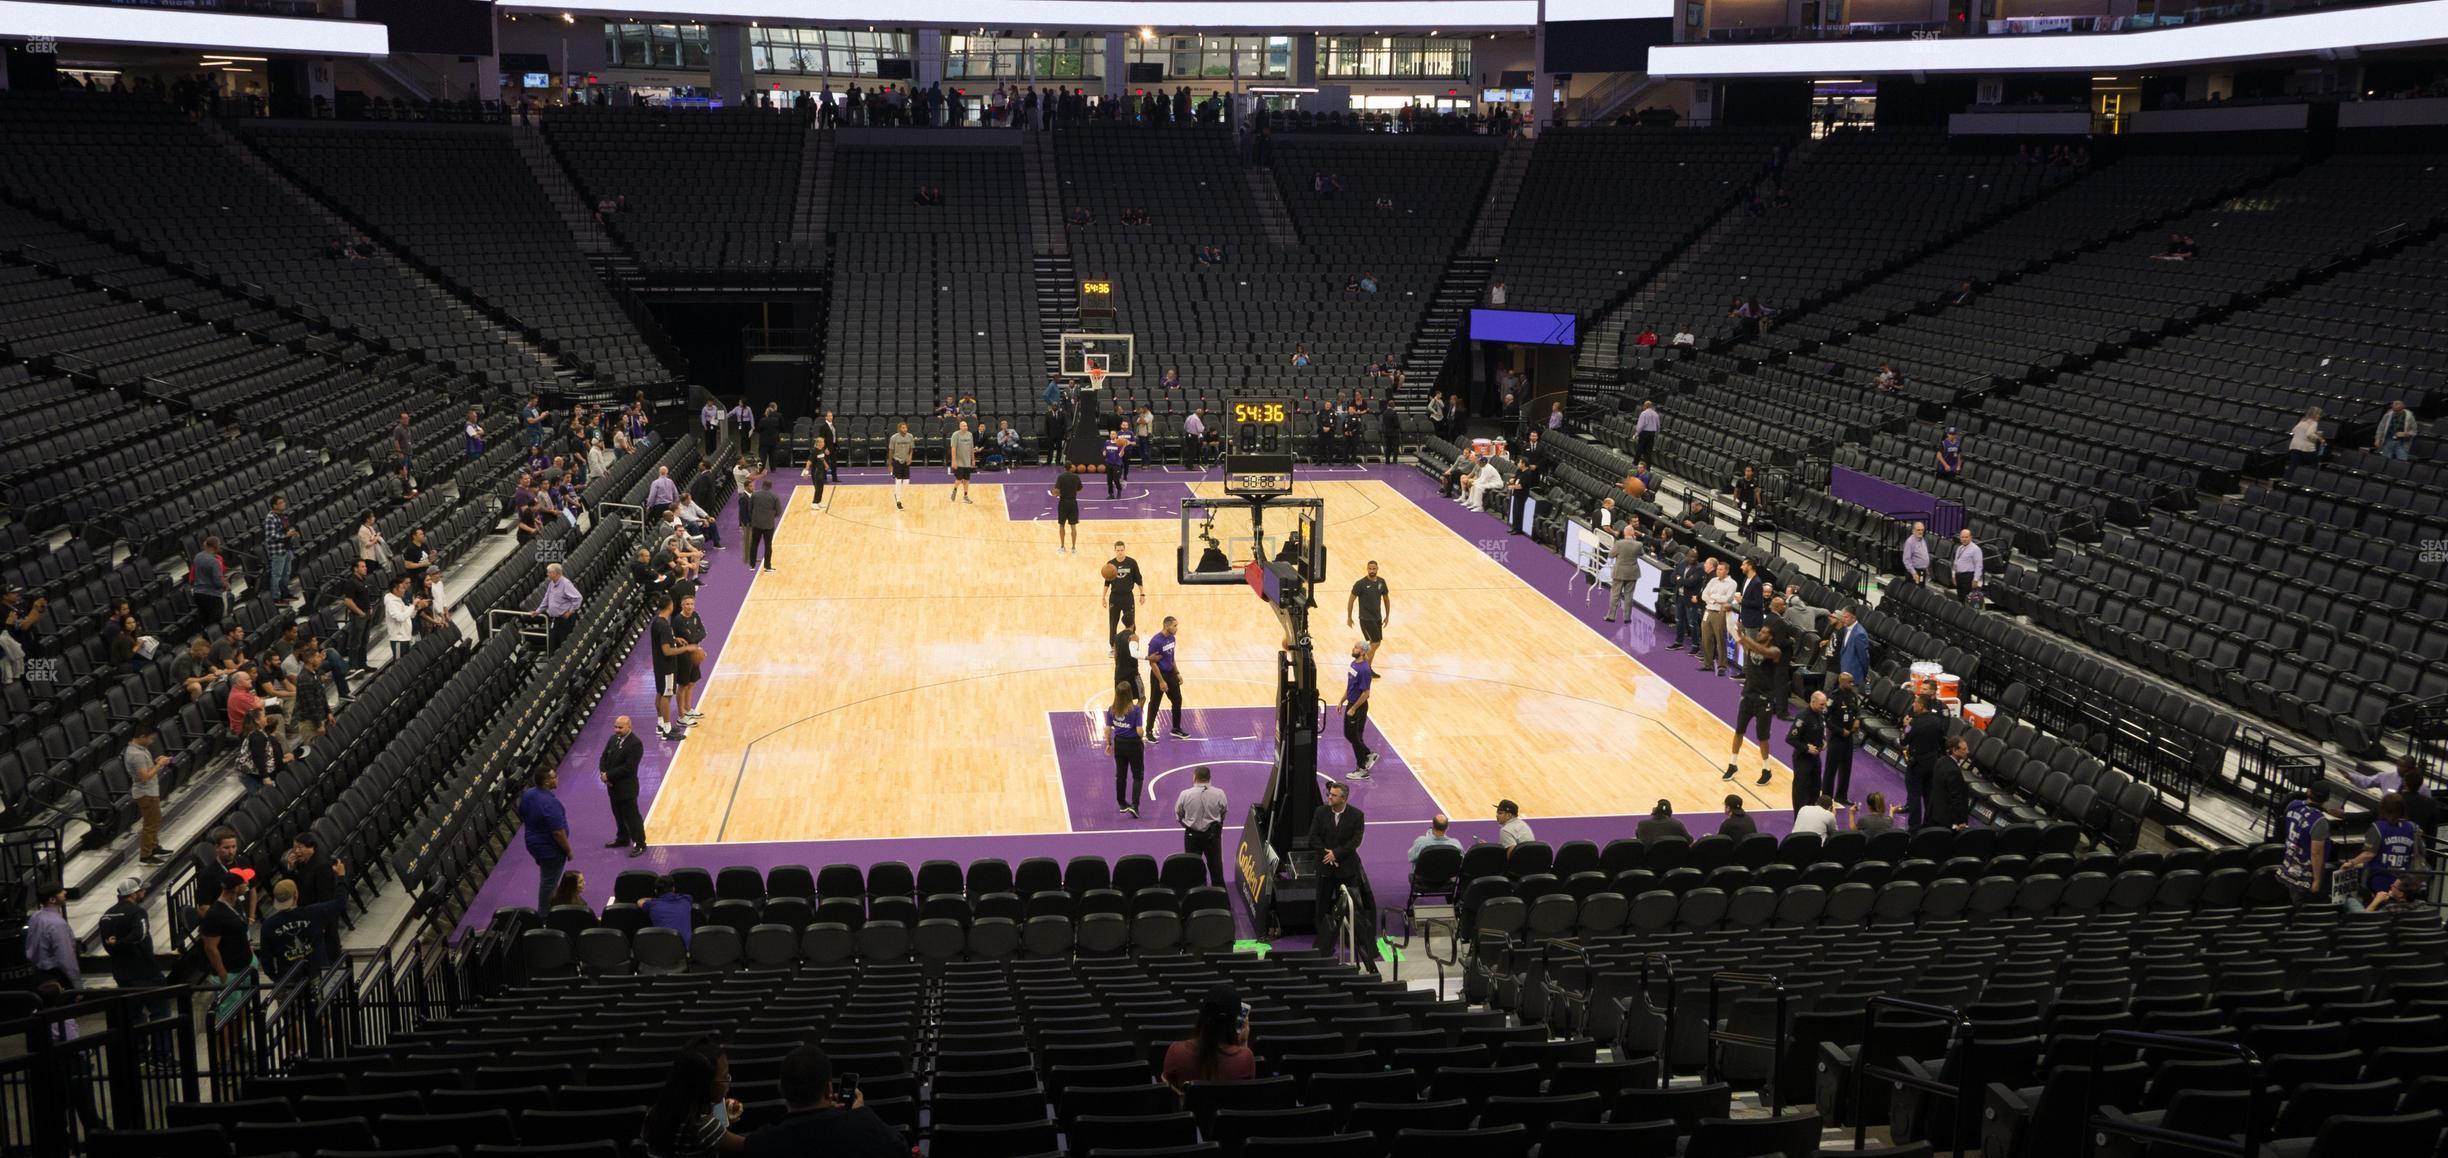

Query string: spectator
1407 814 1461 864
198 871 254 985
2343 792 2423 911
261 495 298 604
224 670 265 734
1290 343 1311 368
1952 529 1985 601
1466 456 1504 511
1718 795 1756 838
2373 399 2417 462
1120 206 1150 226
1162 984 1258 1095
239 709 284 795
1900 521 1931 585
2278 781 2333 904
260 875 348 975
1935 426 1963 480
549 871 589 912
1357 271 1378 294
677 492 722 550
741 1046 903 1158
1854 791 1900 834
1793 793 1841 838
25 880 77 988
355 512 389 572
1932 736 1975 828
518 767 571 914
1948 280 1974 306
1486 278 1507 305
1495 800 1535 851
643 875 695 945
643 1036 747 1157
379 575 421 662
190 534 229 624
1701 559 1738 677
125 724 169 863
1067 205 1094 228
1874 364 1902 392
289 639 332 742
98 877 167 1026
1635 799 1690 844
2149 232 2197 261
538 564 584 649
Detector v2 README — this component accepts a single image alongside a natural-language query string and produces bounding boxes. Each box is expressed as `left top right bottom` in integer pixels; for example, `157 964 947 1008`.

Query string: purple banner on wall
1831 465 1967 538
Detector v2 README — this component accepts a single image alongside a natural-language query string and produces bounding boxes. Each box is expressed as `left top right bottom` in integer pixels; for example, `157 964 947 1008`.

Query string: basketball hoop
1086 365 1107 390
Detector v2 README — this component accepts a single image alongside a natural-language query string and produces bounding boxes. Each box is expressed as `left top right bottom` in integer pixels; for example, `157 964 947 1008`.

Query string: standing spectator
759 402 784 465
538 564 583 650
261 496 298 604
2278 780 2333 904
1173 765 1228 887
463 408 486 459
1634 400 1661 464
289 638 331 742
1951 529 1985 602
98 877 168 1024
1670 549 1706 652
391 411 415 481
2344 793 2423 910
191 535 229 625
523 394 552 452
1931 736 1974 828
356 512 389 573
2374 399 2418 461
1486 278 1507 305
646 465 679 525
601 716 648 856
198 872 254 986
25 881 76 988
1903 695 1950 829
2287 407 2327 477
699 398 724 457
1935 426 1962 480
260 876 349 975
336 559 376 668
1900 522 1931 585
238 709 284 795
745 479 783 572
1830 608 1871 687
517 767 571 915
125 725 170 864
380 575 421 662
1699 559 1736 676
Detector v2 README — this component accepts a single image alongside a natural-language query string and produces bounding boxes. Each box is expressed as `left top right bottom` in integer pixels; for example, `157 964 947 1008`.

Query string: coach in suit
1832 609 1872 688
1308 783 1379 964
745 480 783 573
1903 696 1951 830
600 716 648 855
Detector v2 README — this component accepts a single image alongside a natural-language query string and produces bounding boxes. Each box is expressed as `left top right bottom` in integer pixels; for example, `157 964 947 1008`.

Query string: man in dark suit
1789 691 1827 810
1903 695 1951 830
600 715 648 855
1507 431 1548 536
745 479 783 573
817 411 842 482
1931 735 1974 829
1308 783 1378 964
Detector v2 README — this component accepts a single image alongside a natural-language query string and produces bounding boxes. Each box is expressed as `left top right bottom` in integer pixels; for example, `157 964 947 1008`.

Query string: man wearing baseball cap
1495 800 1536 854
261 871 349 975
99 878 164 990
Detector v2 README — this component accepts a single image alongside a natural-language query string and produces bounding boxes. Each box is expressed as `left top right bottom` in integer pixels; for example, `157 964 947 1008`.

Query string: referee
1147 615 1187 739
1724 623 1782 787
1174 766 1228 887
1346 560 1391 657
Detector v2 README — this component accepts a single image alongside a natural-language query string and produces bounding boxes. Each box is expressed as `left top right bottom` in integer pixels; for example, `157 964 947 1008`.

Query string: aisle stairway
1245 170 1302 248
1023 129 1066 256
1404 255 1496 397
793 125 833 246
1462 135 1535 259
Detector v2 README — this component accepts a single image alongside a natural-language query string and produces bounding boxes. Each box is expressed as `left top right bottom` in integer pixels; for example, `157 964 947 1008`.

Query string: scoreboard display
1078 277 1115 318
1224 398 1294 498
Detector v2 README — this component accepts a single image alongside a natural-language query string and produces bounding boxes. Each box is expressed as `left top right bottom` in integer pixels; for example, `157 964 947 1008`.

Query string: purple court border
461 465 1908 934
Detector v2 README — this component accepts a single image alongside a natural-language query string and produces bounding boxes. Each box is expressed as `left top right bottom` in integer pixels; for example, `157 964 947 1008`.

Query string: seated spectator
2150 232 2197 261
643 1036 746 1158
1635 799 1690 844
1067 206 1094 228
1718 795 1756 838
642 875 695 945
549 871 589 912
1670 329 1696 347
1120 206 1150 226
743 1046 901 1158
1792 792 1840 838
1947 280 1974 306
1634 326 1660 347
1496 800 1534 850
1853 792 1899 834
1163 984 1257 1095
1289 343 1311 368
1158 367 1182 391
1374 194 1394 211
913 184 942 206
1357 271 1379 294
1874 364 1903 392
933 395 961 418
1407 814 1461 864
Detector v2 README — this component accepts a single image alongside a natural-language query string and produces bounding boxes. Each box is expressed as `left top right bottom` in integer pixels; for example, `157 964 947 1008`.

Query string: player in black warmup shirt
1346 560 1391 656
1052 470 1083 554
1724 622 1782 787
1104 540 1145 641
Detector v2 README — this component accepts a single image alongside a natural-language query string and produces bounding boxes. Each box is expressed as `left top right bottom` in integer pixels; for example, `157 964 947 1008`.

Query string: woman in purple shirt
1107 682 1146 818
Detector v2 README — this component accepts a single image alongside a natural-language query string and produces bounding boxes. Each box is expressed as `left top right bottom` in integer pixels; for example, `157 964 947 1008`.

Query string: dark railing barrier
1533 937 1595 1037
1855 995 1969 1152
1606 952 1677 1087
2083 1031 2267 1158
2 983 205 1153
1704 970 1791 1113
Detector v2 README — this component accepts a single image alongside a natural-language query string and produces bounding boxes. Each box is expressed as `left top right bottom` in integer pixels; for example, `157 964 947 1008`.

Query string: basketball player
647 594 687 740
1106 681 1146 818
1147 616 1187 739
1340 643 1378 780
1104 541 1145 640
1724 622 1781 786
1102 432 1127 497
1052 470 1083 553
947 420 977 504
887 421 915 509
1112 625 1144 698
1346 560 1390 656
672 593 708 724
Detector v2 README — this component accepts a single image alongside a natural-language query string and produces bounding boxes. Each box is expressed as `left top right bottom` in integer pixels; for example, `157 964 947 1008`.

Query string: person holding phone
742 1046 903 1158
1162 984 1258 1096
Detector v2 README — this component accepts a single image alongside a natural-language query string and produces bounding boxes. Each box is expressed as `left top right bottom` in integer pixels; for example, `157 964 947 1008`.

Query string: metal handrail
1537 937 1596 1038
1854 994 1968 1152
1603 951 1678 1087
1412 914 1463 993
1704 969 1791 1112
2083 1030 2267 1158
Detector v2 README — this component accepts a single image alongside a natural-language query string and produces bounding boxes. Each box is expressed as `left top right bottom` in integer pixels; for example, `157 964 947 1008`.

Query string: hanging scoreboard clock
1224 398 1294 498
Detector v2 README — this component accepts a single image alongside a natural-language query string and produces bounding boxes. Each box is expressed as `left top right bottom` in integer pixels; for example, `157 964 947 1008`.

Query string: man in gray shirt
948 420 978 505
1952 528 1985 602
1173 765 1229 887
887 421 916 510
1496 799 1536 852
126 724 170 865
1605 517 1646 623
745 480 783 573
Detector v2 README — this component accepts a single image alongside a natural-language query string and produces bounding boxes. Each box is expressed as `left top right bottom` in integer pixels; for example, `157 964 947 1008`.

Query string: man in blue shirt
1935 426 1963 480
1407 814 1461 864
1147 616 1186 739
641 875 696 946
1340 645 1378 780
2278 781 2332 905
191 534 229 626
517 768 571 915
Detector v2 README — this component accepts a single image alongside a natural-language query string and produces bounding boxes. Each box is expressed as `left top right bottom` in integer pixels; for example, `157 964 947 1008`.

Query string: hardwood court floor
645 476 1789 845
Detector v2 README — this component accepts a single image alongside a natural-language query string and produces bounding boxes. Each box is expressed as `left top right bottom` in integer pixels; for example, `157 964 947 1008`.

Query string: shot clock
1224 397 1295 498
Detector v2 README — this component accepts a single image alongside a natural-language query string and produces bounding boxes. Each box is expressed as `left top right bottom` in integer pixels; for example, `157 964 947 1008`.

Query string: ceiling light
204 55 268 62
561 12 575 24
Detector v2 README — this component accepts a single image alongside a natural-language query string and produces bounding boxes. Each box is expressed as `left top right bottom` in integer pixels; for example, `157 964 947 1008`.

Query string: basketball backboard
1059 332 1135 378
1178 495 1325 590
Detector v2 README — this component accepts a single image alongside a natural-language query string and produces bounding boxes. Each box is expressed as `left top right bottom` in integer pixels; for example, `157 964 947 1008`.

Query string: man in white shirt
1700 560 1738 677
1495 800 1535 851
1952 529 1985 601
379 575 421 662
1792 792 1840 838
1172 766 1229 887
1466 457 1503 512
676 494 722 550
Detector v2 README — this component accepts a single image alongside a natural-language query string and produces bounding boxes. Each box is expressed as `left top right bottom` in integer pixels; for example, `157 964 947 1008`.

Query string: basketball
1101 562 1120 581
1627 478 1647 501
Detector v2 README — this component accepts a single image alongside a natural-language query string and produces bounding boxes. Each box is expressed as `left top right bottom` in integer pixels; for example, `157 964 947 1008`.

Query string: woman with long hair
641 1036 745 1157
1106 681 1146 819
1162 984 1256 1096
549 871 588 912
